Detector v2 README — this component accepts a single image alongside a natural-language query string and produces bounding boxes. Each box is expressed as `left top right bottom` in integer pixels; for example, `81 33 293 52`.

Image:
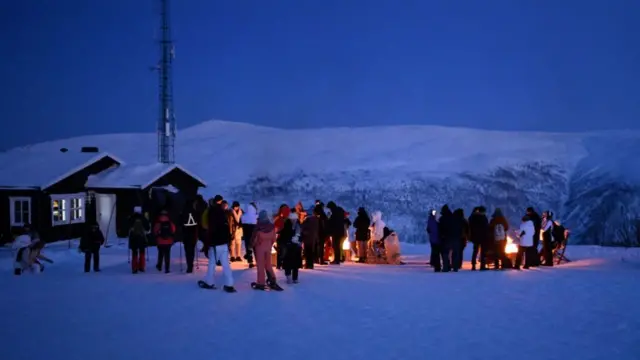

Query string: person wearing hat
241 201 259 268
199 195 236 293
79 221 105 273
228 201 244 262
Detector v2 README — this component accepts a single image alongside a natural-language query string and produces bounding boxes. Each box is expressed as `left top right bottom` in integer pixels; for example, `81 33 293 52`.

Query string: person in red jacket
153 210 176 273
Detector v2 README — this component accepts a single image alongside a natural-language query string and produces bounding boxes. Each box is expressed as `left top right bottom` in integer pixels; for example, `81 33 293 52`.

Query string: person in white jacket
515 215 536 270
368 211 386 261
241 202 258 268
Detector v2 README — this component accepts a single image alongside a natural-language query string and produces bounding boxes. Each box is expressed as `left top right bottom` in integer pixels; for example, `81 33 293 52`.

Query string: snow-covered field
1 241 639 360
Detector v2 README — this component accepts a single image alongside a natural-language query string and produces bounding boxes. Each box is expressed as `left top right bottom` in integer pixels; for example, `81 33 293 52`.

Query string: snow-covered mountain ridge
3 120 640 245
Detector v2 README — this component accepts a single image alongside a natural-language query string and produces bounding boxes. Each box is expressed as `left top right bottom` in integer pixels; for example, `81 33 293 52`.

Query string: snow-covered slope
2 120 639 245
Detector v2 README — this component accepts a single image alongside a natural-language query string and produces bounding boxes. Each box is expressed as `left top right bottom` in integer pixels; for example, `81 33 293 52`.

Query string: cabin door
95 194 117 240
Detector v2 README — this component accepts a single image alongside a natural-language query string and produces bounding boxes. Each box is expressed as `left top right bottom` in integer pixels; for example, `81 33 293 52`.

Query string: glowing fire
505 236 518 254
342 234 350 251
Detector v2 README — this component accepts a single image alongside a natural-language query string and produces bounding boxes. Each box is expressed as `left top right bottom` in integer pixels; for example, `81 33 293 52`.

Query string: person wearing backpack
128 206 150 274
153 210 176 273
489 208 510 269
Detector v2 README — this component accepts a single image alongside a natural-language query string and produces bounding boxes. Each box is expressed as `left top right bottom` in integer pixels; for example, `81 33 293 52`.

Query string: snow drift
2 120 639 245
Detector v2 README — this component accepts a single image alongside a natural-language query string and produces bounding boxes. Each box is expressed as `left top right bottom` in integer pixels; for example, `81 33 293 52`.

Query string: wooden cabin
0 147 206 244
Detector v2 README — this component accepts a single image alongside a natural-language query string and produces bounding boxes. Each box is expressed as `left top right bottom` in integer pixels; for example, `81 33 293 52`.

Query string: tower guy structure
156 0 176 164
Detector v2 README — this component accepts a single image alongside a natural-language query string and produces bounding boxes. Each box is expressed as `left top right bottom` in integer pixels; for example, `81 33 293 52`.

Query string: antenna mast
156 0 176 164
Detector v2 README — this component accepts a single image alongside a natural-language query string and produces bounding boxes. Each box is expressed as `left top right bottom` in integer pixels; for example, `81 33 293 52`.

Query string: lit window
52 199 67 223
71 198 83 221
9 197 31 226
51 193 86 226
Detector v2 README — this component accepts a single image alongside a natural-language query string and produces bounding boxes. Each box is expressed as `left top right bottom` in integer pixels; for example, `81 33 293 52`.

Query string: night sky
1 0 638 151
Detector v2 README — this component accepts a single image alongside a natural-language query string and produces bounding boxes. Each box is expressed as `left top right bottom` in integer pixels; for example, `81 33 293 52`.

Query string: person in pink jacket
251 210 283 291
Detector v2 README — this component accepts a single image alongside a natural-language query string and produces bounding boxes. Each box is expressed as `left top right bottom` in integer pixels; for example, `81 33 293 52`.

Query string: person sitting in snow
128 206 150 274
13 225 35 275
381 227 404 265
79 222 105 273
153 210 176 273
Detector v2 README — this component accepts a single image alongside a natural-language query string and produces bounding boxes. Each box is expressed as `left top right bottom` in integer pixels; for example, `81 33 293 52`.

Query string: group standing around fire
12 193 568 292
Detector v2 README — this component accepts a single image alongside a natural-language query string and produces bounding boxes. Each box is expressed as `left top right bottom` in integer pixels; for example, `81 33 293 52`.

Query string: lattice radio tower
155 0 176 164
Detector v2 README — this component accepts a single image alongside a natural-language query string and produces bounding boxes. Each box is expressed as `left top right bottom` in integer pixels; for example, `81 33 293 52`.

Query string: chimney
81 146 99 153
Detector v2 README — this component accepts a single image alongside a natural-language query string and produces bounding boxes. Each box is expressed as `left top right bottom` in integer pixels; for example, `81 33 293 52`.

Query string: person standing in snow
540 211 554 267
314 202 329 265
468 206 490 271
128 206 150 274
241 202 258 268
79 222 105 273
199 195 236 293
273 204 291 270
437 205 454 272
302 206 320 269
13 225 34 275
515 215 536 270
450 209 468 272
368 210 386 262
251 210 283 291
426 209 444 271
489 208 510 270
153 210 176 274
326 201 347 264
182 199 200 273
282 209 304 283
526 207 542 267
354 207 372 263
228 201 244 262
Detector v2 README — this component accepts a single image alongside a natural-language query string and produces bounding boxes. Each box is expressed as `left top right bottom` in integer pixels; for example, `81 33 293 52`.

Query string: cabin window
9 197 31 226
51 193 85 226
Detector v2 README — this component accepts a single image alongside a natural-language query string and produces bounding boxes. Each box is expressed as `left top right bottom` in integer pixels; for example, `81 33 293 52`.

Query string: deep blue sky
1 0 638 150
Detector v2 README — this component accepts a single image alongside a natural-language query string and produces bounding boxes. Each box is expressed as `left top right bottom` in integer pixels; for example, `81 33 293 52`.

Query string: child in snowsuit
129 206 150 274
153 210 176 273
79 222 105 273
251 210 282 290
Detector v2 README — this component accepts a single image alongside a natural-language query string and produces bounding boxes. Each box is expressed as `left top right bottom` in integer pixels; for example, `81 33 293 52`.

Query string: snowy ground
1 241 639 360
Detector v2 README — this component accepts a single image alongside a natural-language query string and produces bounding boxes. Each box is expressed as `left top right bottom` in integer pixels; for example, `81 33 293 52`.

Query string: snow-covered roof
86 163 207 189
0 151 123 189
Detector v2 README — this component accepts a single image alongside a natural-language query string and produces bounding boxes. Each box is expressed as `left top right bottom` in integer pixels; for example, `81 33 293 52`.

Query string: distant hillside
2 120 639 245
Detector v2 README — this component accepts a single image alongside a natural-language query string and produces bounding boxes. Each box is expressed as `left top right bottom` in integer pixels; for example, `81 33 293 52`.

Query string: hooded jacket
468 210 489 244
489 208 509 242
251 217 276 250
242 203 258 225
370 211 386 241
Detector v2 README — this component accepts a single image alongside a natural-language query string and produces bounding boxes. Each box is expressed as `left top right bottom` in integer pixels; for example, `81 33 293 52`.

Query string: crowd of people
11 195 568 291
427 205 568 272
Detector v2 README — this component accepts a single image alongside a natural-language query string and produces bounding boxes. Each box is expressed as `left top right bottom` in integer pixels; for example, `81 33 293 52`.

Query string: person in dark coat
79 222 105 273
314 203 329 265
426 209 441 271
353 207 371 263
468 206 490 270
437 205 454 272
282 210 305 283
489 208 510 269
201 195 236 293
128 206 150 274
302 207 320 269
451 208 469 271
182 198 200 273
326 201 346 265
526 207 542 267
540 210 554 267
